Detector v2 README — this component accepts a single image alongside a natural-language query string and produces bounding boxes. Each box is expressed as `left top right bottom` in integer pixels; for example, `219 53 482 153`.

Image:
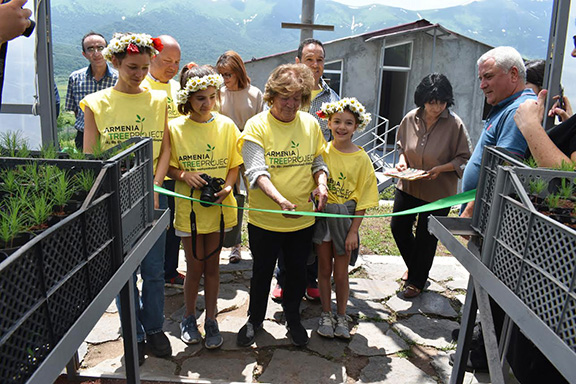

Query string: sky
330 0 480 11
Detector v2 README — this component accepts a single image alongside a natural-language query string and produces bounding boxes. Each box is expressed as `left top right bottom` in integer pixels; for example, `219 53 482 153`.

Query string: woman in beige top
391 73 471 299
216 50 264 263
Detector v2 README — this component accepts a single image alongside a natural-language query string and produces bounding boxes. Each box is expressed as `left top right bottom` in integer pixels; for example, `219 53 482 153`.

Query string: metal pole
431 27 437 73
543 0 571 130
300 0 315 42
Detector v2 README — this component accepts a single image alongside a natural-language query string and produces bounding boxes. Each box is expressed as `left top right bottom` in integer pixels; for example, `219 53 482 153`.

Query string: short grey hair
477 46 526 83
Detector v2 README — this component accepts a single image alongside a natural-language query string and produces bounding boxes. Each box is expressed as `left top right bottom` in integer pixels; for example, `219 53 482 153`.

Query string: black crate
0 138 155 382
0 137 154 253
0 193 117 383
104 137 154 252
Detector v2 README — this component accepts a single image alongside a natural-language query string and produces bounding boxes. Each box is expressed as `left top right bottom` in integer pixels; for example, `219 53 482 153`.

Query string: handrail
353 115 397 192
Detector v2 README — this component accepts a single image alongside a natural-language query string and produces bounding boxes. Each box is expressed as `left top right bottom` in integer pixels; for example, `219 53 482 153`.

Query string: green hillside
51 0 552 89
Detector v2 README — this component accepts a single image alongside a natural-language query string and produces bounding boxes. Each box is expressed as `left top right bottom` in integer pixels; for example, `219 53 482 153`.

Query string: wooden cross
281 0 334 42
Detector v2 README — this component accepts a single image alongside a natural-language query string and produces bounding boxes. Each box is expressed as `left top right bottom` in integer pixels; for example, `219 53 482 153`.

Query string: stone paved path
76 252 492 383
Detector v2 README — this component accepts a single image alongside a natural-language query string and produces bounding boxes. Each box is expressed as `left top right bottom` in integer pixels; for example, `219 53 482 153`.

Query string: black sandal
403 284 421 299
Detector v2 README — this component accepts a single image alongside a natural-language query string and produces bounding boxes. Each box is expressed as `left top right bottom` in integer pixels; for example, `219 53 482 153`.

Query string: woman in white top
216 50 264 263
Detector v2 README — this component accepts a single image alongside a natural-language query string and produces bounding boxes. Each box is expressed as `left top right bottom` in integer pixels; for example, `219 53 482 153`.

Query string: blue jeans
162 180 181 280
118 194 167 342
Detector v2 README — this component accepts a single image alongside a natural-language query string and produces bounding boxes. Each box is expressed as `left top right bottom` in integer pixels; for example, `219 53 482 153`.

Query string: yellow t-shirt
141 75 181 121
311 88 322 101
80 88 167 170
238 110 326 232
323 143 379 211
169 113 243 234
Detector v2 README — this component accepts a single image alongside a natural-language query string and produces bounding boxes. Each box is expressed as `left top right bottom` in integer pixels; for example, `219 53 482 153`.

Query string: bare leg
182 235 205 317
333 243 351 316
202 232 221 319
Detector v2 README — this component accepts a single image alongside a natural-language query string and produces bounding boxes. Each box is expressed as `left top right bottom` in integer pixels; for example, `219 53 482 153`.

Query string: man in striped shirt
295 38 340 142
65 31 117 150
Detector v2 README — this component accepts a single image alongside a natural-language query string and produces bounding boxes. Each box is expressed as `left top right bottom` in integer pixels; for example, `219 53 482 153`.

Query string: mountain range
51 0 553 85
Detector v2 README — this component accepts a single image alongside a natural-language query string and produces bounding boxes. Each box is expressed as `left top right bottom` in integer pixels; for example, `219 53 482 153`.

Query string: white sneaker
316 311 335 338
334 314 350 339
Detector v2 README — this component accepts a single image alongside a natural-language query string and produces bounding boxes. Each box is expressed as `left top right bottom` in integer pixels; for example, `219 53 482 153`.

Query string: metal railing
352 114 397 192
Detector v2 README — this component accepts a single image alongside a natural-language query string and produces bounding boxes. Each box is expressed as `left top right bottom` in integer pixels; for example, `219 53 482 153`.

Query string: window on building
382 42 412 69
378 42 413 146
323 60 342 96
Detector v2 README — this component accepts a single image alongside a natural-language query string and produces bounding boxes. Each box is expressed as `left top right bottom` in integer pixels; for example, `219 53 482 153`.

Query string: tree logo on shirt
291 141 300 157
136 114 146 130
265 142 314 168
338 172 347 188
328 172 353 199
206 143 215 161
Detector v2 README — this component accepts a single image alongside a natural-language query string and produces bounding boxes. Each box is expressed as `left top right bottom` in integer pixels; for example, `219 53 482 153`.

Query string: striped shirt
65 64 118 132
309 77 339 141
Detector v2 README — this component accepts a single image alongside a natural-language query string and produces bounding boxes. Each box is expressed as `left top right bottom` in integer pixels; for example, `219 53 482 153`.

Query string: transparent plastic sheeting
0 4 41 149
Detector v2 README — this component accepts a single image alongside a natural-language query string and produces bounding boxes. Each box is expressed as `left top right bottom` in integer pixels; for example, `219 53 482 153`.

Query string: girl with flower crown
158 63 242 349
314 98 379 340
80 32 172 364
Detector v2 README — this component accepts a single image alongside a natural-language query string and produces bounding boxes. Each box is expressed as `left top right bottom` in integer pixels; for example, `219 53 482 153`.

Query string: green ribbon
154 185 476 218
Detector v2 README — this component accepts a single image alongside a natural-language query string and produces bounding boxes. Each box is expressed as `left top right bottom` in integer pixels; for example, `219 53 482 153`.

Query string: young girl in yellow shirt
314 98 379 339
160 64 242 349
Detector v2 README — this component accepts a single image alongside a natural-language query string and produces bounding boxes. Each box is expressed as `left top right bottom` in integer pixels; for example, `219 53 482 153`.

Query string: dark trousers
163 180 181 280
247 223 314 325
75 130 84 151
276 251 317 288
390 188 450 290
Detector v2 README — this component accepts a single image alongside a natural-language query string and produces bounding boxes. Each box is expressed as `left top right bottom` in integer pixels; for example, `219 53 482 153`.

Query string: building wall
244 29 492 147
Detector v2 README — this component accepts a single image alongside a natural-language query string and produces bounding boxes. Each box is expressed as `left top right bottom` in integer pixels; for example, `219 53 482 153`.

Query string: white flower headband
176 74 224 105
317 97 372 131
102 33 162 62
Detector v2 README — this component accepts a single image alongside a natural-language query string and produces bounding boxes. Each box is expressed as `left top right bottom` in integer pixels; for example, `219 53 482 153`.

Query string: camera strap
189 193 224 261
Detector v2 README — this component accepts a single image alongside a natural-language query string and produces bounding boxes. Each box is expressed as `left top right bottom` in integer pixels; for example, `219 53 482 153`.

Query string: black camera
2 0 35 37
199 173 225 207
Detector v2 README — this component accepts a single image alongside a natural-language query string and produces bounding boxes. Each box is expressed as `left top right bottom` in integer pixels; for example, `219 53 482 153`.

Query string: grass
358 204 457 256
396 350 414 359
237 193 460 257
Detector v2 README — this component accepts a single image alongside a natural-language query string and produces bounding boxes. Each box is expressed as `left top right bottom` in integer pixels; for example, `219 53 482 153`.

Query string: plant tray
0 137 155 383
483 166 576 353
0 190 117 383
0 137 154 253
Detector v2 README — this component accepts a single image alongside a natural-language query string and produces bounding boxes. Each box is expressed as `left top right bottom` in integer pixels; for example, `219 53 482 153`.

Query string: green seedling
528 178 547 195
39 142 59 159
74 169 96 193
546 193 561 210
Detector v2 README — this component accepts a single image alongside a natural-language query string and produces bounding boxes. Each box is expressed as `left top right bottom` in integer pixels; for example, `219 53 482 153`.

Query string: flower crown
102 33 163 62
176 74 224 105
316 97 372 131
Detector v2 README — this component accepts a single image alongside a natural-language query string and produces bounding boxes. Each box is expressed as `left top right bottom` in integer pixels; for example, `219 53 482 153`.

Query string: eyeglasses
221 73 234 79
86 46 105 53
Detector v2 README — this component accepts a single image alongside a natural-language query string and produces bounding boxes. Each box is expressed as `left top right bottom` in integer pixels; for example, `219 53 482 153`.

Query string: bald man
141 35 185 290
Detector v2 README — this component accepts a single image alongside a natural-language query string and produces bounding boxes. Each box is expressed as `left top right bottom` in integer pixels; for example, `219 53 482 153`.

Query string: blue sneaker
181 314 201 344
204 318 223 349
